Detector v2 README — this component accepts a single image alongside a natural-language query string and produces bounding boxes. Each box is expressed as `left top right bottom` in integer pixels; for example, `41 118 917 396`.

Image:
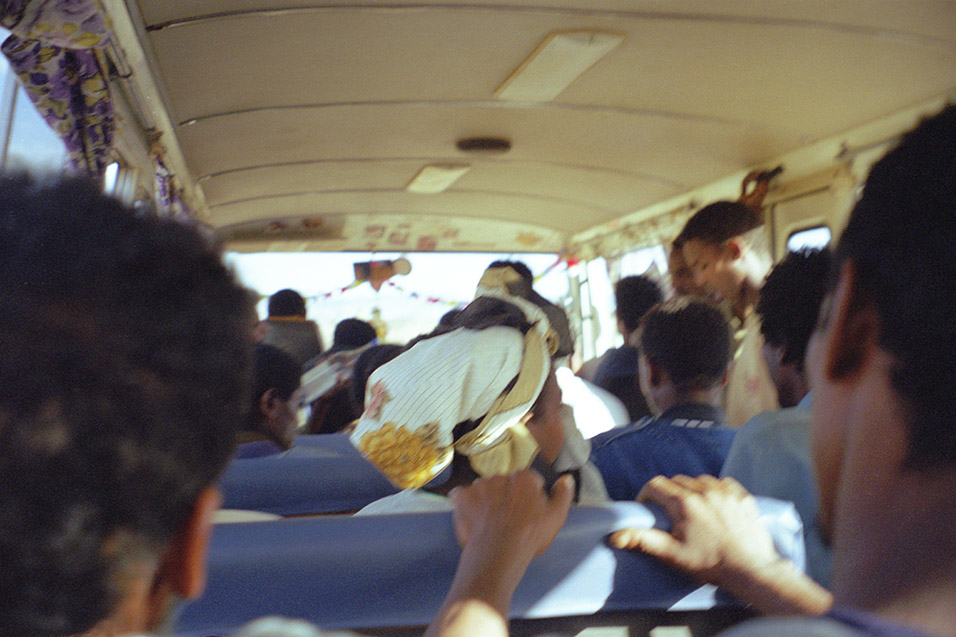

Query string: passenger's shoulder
736 407 811 440
590 418 653 448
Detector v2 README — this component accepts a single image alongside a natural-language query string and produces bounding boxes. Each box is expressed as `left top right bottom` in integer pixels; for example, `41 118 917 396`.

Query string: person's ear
822 261 880 381
259 388 281 421
724 238 743 261
644 356 666 389
154 486 221 601
157 486 222 599
143 486 221 628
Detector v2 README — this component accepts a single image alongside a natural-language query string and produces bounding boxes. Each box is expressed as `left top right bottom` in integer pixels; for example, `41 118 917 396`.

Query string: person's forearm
424 534 532 637
723 557 832 616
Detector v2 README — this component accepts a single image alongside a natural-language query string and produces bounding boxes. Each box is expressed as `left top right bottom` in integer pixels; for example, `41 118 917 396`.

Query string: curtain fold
153 151 198 221
1 0 113 175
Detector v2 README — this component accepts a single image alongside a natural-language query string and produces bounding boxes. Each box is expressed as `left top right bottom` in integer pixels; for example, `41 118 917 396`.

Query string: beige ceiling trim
196 157 685 189
144 4 956 50
207 187 619 216
177 99 748 129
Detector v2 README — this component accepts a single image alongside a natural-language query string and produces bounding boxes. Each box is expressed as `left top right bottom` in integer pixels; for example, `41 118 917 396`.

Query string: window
103 162 120 193
0 26 67 174
620 245 668 278
0 36 16 169
787 225 831 252
5 85 68 172
226 251 571 347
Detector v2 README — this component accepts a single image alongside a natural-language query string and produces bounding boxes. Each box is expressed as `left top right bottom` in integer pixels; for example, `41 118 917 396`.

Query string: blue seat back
220 434 398 515
175 498 804 635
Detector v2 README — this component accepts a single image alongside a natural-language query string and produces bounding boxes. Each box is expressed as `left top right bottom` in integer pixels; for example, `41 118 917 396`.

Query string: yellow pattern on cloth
351 321 551 489
357 422 452 490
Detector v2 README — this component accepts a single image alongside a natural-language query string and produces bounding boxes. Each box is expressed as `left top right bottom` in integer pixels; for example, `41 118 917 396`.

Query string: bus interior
1 1 955 635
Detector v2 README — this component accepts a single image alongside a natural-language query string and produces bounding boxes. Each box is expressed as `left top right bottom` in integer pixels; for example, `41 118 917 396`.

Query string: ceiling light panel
406 164 471 194
496 30 624 102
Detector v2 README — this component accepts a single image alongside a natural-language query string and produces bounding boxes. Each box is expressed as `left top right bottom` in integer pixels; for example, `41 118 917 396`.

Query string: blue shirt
235 439 285 459
592 346 653 422
590 402 735 501
720 393 831 586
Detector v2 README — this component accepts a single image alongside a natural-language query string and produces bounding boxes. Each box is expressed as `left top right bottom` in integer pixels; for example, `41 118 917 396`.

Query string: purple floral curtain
152 151 198 222
1 0 113 176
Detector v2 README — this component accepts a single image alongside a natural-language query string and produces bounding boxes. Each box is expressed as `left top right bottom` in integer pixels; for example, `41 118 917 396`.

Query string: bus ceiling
18 1 956 256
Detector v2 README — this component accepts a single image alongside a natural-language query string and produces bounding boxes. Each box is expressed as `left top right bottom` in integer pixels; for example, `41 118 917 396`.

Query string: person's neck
83 562 164 636
832 465 956 633
777 369 809 409
653 385 722 414
731 276 762 323
238 427 290 451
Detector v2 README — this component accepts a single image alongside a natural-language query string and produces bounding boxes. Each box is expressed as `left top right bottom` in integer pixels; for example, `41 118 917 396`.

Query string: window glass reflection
0 25 67 173
6 85 67 173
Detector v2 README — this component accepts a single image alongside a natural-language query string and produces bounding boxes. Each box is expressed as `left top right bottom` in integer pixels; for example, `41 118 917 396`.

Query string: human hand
608 474 779 586
426 470 575 637
450 469 574 559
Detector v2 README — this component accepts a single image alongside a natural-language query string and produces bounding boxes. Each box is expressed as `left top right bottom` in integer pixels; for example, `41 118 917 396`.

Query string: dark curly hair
832 104 956 469
757 248 832 371
0 175 252 635
267 288 307 317
638 298 732 392
615 275 664 333
676 200 763 246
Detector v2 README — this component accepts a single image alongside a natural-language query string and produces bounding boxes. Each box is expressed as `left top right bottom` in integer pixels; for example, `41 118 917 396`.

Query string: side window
0 38 16 167
787 225 832 252
0 27 68 173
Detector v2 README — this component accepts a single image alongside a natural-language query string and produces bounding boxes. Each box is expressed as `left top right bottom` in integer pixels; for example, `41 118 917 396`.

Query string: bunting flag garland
257 254 574 305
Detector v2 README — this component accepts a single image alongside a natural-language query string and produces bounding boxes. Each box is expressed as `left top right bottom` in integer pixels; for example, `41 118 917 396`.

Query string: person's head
668 238 706 297
757 248 832 407
247 344 303 450
614 275 664 342
806 106 956 561
677 201 770 303
478 262 574 358
351 295 557 490
0 175 252 635
267 289 307 318
487 259 533 284
330 318 377 353
637 298 732 414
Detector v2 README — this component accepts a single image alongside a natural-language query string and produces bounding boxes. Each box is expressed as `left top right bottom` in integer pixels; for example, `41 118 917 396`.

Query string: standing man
676 201 778 427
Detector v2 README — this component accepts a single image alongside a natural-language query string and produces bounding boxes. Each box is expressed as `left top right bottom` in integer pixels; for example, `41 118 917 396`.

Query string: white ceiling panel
119 0 956 251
